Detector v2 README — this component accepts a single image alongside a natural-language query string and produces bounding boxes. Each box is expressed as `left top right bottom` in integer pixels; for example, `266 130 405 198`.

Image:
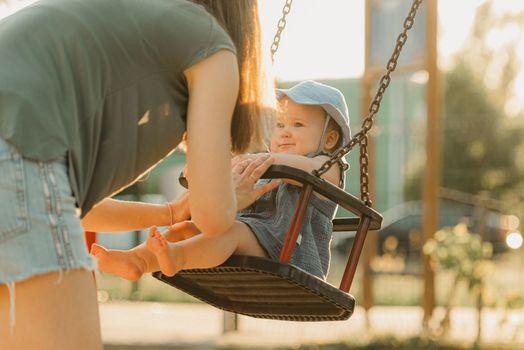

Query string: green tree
441 61 524 197
459 1 524 114
440 1 524 201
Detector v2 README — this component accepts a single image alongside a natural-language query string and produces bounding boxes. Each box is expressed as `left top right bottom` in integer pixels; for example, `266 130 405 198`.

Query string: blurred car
335 198 509 262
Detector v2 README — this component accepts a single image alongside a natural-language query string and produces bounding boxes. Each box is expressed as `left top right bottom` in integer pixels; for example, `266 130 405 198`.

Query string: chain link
313 0 423 206
270 0 293 62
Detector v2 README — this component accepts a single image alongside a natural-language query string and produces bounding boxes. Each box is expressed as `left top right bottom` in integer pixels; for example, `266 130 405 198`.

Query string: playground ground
101 302 524 349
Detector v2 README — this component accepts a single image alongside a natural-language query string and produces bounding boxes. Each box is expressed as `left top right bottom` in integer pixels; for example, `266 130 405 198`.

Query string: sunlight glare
506 231 523 250
409 70 429 85
259 0 364 81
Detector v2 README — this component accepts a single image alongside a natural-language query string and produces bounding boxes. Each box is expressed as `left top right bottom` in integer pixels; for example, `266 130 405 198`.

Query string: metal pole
223 312 238 334
422 0 440 325
130 183 143 300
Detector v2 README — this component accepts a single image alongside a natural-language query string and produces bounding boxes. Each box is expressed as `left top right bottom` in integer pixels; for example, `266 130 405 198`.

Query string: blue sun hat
276 80 351 148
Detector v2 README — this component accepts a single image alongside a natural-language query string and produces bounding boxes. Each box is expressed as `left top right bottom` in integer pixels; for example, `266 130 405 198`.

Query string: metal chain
270 0 293 62
312 0 423 206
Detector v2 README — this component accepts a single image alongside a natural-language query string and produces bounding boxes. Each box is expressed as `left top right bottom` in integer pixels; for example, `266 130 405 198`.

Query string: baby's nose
280 126 292 133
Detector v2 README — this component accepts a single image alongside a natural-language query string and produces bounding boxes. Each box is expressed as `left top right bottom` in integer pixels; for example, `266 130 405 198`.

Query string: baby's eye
294 122 304 127
276 122 285 128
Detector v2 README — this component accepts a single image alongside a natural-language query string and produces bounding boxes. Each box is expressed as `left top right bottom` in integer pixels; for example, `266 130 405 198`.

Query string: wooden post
422 0 440 325
361 0 375 313
476 191 489 344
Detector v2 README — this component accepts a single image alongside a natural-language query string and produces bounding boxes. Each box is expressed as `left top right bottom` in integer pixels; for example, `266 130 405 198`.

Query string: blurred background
2 0 524 349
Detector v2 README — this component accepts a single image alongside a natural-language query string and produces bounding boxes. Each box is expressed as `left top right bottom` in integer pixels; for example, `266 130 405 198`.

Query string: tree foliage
440 1 524 202
459 1 524 113
441 62 524 197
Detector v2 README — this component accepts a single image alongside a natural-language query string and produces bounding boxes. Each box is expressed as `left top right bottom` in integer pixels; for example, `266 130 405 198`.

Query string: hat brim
276 89 351 145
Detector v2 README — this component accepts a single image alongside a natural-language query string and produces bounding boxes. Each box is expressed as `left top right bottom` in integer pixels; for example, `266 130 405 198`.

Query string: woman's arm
81 192 190 232
81 154 279 233
184 49 239 236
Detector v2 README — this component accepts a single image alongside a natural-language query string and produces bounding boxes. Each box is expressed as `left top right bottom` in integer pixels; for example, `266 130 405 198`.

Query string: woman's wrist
165 192 191 225
165 202 174 226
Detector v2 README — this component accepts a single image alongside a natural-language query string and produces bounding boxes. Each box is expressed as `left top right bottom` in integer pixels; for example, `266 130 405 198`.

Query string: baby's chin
272 144 295 153
271 148 306 156
270 148 289 154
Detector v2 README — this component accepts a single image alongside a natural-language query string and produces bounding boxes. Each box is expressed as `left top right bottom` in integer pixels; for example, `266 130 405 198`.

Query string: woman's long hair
191 0 275 153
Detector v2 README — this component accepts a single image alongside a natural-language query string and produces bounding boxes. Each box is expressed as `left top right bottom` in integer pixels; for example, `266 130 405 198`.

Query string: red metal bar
85 231 97 252
339 216 371 292
279 185 314 262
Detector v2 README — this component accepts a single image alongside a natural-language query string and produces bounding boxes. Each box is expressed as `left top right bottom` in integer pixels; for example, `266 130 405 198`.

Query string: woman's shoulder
129 0 237 69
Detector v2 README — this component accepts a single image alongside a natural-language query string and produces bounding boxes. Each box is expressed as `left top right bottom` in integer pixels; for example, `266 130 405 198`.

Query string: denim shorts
0 137 97 326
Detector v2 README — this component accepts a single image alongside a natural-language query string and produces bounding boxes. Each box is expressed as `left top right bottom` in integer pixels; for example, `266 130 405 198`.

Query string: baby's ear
324 129 340 152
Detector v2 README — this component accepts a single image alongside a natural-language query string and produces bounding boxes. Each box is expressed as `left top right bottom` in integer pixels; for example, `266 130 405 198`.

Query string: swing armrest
178 165 382 229
262 165 382 227
332 218 381 232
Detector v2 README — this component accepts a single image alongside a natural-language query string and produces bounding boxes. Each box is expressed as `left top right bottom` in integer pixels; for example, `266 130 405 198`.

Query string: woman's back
0 0 235 215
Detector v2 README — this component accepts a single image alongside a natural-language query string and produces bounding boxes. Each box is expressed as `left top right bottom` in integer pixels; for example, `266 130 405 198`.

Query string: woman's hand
232 154 280 211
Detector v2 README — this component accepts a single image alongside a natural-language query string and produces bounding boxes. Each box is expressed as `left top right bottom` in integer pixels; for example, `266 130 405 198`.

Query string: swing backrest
261 164 382 292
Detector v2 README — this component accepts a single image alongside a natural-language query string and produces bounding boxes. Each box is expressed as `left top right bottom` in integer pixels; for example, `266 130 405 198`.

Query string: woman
0 0 275 348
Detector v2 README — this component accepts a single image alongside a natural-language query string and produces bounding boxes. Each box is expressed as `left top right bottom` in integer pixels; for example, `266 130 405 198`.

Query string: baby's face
270 97 327 156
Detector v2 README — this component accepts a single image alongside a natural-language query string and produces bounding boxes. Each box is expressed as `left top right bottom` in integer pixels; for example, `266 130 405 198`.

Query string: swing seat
153 255 355 321
153 165 382 321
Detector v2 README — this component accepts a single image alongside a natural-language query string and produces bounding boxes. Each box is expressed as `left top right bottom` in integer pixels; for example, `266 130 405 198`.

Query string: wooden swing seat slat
153 255 355 321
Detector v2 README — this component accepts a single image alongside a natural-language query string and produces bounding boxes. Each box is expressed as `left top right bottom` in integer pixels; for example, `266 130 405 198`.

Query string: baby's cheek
269 140 278 153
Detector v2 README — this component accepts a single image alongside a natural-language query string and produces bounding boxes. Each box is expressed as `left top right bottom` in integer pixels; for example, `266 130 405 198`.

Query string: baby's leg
91 221 201 280
146 221 267 277
163 221 201 242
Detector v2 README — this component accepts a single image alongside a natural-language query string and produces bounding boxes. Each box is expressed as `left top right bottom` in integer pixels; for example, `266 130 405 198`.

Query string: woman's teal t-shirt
0 0 236 216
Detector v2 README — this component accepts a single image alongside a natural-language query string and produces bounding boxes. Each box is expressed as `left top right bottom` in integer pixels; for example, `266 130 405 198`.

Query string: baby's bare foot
146 227 177 277
91 244 147 281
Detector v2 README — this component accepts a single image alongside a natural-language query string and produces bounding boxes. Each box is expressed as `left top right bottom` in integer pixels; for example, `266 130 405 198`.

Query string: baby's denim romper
237 153 347 280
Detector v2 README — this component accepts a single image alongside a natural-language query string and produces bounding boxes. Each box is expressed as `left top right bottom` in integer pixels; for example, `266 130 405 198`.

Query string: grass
216 335 524 350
